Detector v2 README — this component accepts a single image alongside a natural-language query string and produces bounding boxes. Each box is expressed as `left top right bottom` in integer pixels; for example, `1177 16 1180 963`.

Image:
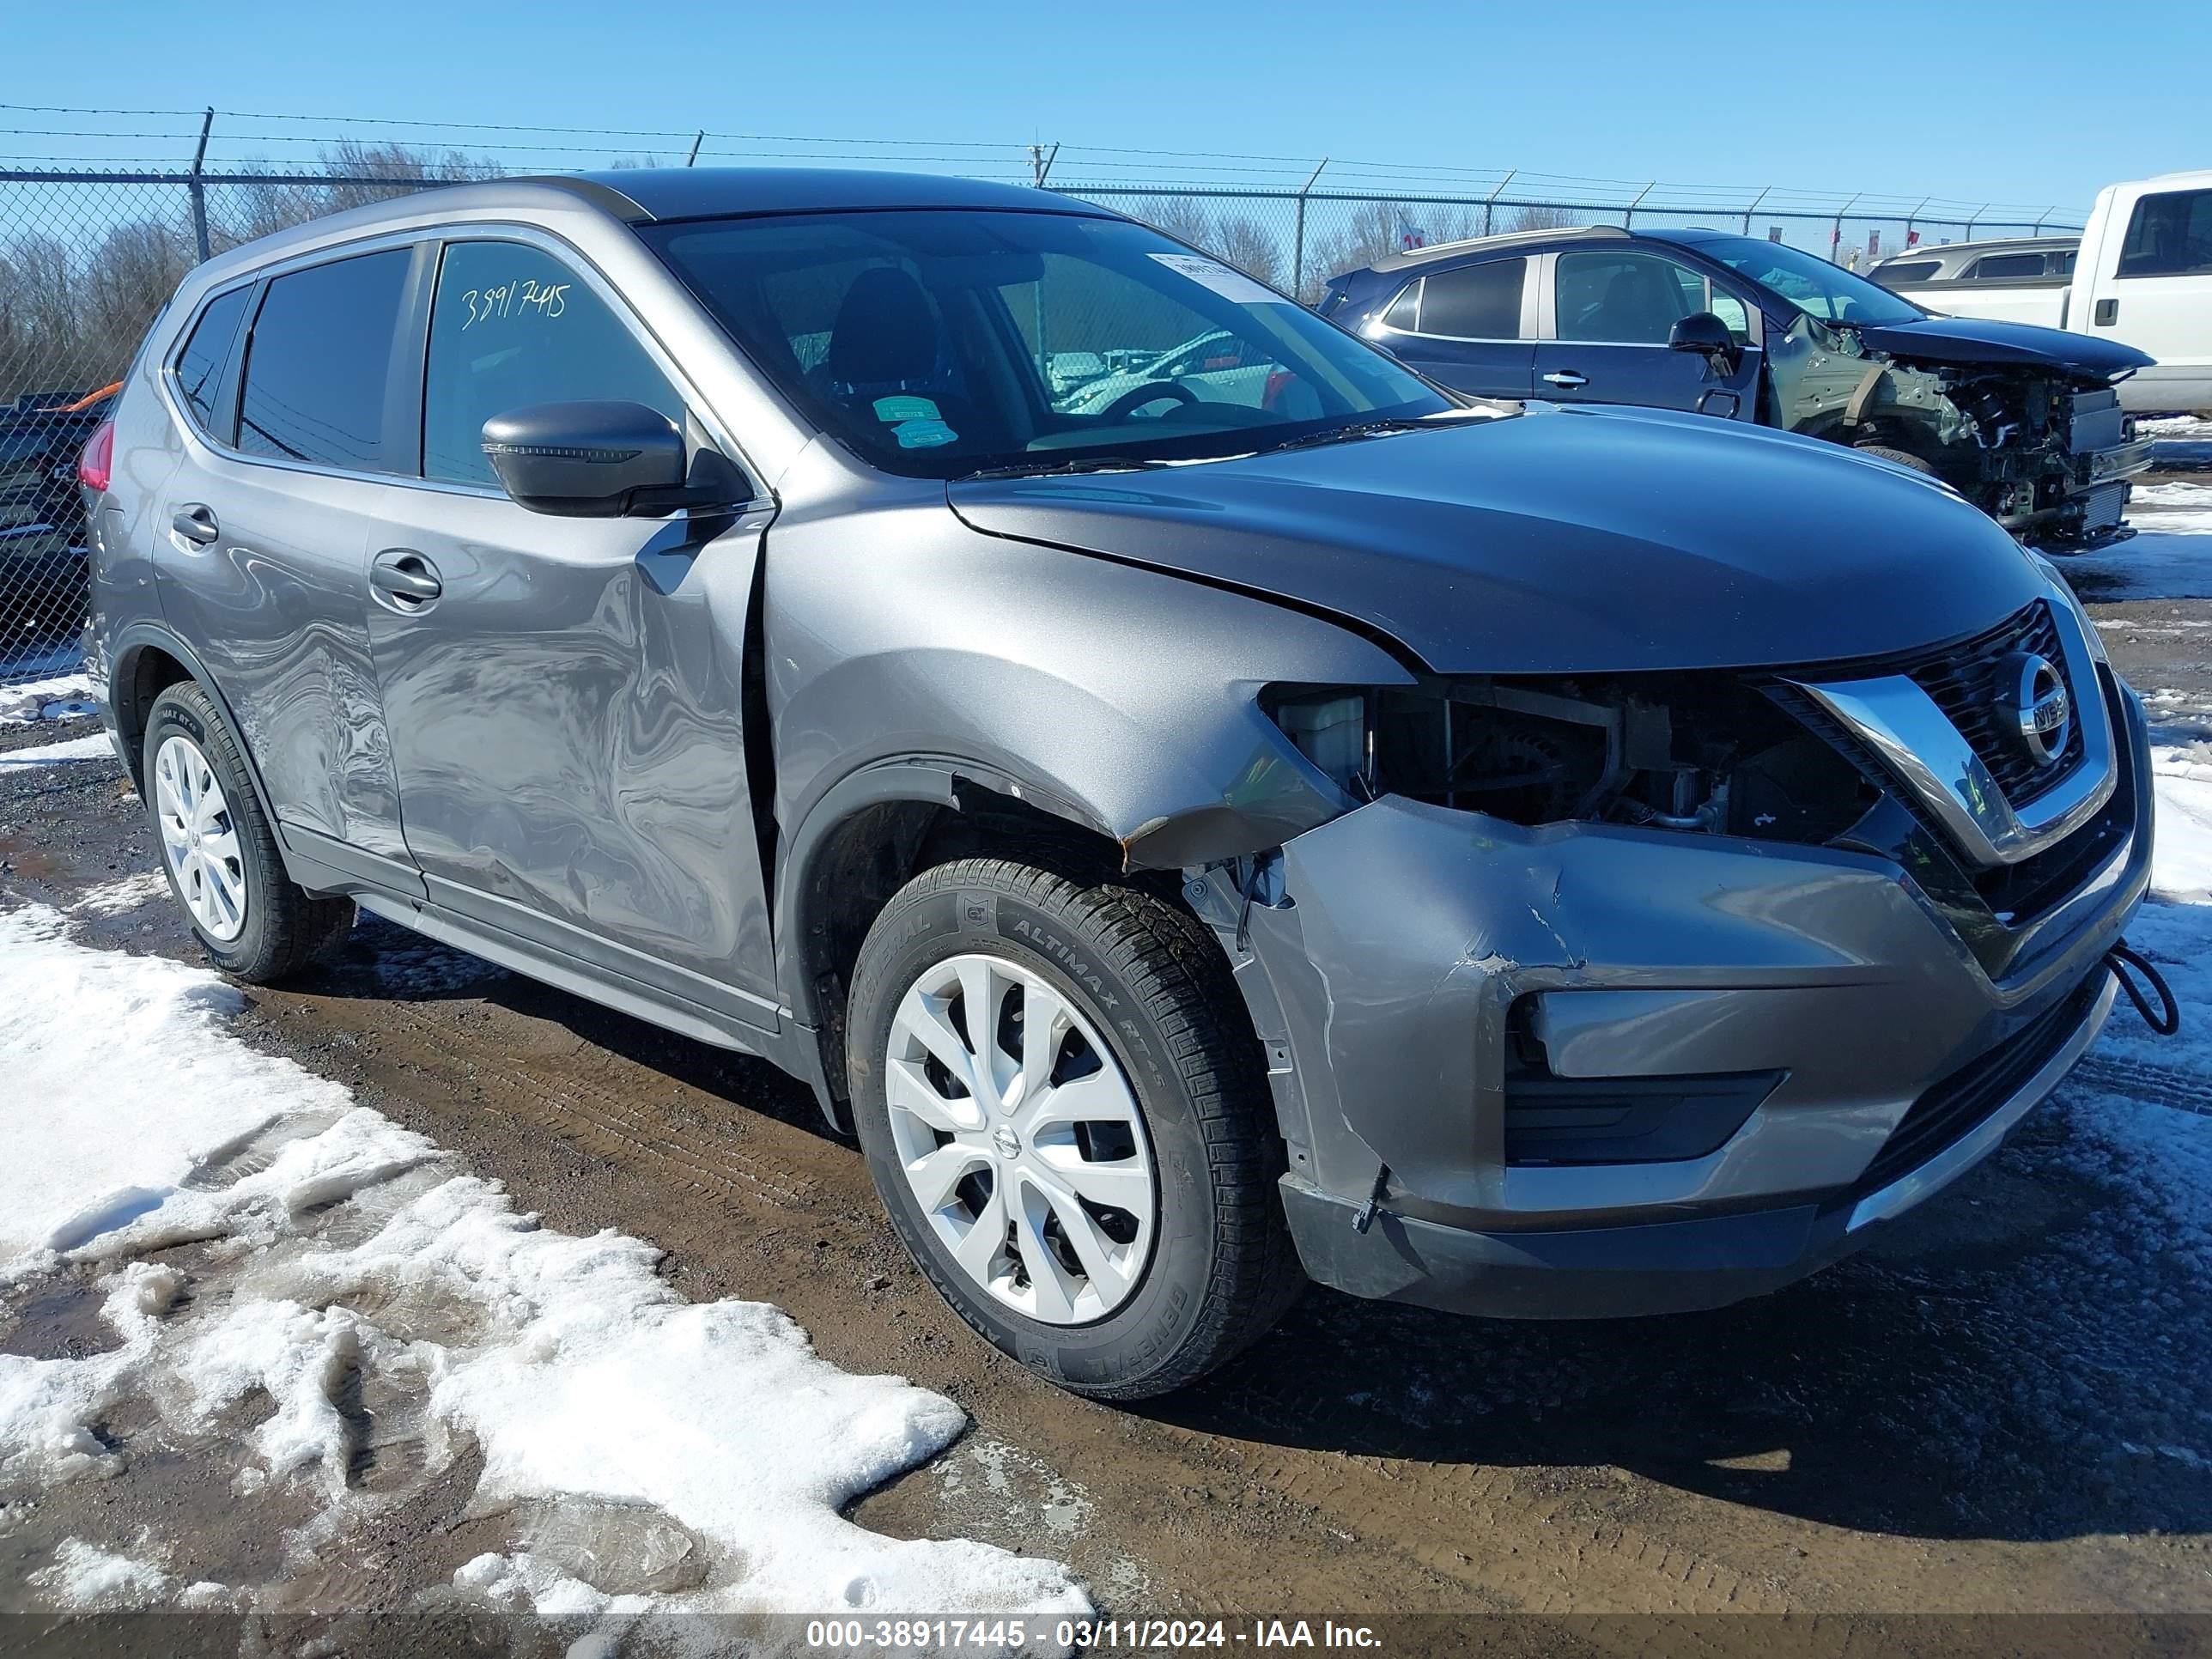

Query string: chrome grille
1901 599 2083 806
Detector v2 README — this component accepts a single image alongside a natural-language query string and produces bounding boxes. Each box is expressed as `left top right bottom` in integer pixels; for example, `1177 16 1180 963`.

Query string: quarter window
236 250 411 472
1555 251 1710 343
1382 281 1422 330
422 240 685 487
1415 258 1525 338
2116 189 2212 278
174 286 251 437
1965 252 2048 280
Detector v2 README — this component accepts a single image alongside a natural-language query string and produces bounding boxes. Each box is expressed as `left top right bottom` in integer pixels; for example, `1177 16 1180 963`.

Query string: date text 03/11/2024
802 1619 1384 1650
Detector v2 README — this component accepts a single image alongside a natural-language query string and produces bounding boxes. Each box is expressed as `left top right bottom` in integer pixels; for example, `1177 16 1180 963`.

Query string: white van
1874 172 2212 415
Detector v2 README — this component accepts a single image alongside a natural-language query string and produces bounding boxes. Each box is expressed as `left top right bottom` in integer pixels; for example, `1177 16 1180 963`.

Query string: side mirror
483 400 744 519
1668 312 1741 371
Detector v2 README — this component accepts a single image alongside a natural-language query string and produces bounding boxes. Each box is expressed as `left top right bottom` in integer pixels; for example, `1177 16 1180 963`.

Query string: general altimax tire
143 682 355 982
847 856 1303 1399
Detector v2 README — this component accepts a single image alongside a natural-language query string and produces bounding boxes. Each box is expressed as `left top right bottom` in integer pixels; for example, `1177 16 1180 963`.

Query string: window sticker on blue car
1148 252 1286 306
873 394 941 423
893 418 957 448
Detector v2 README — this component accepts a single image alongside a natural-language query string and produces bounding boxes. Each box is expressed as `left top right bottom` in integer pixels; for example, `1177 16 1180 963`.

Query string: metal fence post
1742 186 1771 234
1965 202 1988 241
1291 157 1327 298
685 131 704 167
1830 192 1861 258
187 107 214 265
1625 181 1653 229
1482 169 1516 236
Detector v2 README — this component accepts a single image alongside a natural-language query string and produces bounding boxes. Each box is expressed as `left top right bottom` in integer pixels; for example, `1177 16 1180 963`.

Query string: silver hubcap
885 952 1157 1325
154 734 248 942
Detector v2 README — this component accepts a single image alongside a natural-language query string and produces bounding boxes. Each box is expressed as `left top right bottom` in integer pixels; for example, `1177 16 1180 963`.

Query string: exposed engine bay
1770 325 2151 553
1270 675 1878 847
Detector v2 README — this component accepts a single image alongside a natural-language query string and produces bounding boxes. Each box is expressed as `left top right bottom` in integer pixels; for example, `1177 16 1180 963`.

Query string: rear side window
2117 189 2212 278
1966 252 2047 280
174 287 251 436
1415 258 1525 338
1875 259 1939 283
422 240 685 487
237 250 412 472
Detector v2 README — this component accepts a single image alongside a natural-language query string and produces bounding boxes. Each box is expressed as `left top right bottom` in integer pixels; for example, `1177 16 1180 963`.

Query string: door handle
370 550 442 608
2094 298 2118 326
1541 371 1589 389
170 504 218 545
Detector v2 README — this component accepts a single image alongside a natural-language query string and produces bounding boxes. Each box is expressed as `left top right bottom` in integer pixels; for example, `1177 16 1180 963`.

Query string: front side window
2117 189 2212 278
422 240 686 486
174 286 251 436
1555 251 1711 343
236 250 411 471
1691 234 1923 325
1415 258 1525 338
642 209 1449 480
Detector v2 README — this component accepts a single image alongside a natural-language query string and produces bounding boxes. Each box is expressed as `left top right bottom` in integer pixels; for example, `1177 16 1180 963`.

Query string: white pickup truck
1872 171 2212 416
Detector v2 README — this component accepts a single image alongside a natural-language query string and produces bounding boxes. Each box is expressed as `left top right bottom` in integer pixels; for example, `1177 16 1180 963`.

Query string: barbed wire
0 103 2080 221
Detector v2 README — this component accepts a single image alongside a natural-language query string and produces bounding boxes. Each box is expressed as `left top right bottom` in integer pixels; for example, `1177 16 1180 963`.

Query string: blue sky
9 0 2207 219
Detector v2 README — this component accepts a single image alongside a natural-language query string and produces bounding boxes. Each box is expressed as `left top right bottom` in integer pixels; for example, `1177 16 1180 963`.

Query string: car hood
1856 313 2154 379
947 404 2047 676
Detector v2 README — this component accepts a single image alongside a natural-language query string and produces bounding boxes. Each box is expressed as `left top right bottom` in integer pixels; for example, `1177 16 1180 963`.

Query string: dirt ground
3 587 2210 1651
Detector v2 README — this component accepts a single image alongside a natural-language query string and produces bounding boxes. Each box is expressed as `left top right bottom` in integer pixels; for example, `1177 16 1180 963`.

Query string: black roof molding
517 167 1109 226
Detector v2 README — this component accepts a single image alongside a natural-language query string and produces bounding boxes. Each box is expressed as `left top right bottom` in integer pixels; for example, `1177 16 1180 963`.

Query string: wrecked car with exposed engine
83 168 2171 1402
1322 224 2156 551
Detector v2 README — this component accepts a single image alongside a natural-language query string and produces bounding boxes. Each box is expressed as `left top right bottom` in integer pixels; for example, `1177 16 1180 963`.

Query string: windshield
1689 235 1926 326
641 209 1451 478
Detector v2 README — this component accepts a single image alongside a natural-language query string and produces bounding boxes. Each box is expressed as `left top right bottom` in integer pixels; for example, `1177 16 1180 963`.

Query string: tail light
77 420 115 494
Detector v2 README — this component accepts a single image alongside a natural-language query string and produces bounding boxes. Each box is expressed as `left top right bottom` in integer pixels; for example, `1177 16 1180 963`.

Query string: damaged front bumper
1201 681 2154 1319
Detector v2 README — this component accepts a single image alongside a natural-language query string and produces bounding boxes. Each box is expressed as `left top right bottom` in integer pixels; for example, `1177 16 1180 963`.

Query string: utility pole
188 107 215 266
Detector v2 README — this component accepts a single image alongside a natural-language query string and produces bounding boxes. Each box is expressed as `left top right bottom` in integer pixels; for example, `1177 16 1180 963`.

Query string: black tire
1855 443 1936 475
847 856 1303 1400
143 681 355 982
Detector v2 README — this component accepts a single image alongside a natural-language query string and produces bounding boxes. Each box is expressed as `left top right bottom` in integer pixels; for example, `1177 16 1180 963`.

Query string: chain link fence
0 161 2077 684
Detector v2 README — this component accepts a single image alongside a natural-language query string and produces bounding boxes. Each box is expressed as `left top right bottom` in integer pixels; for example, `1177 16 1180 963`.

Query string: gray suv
81 170 2157 1399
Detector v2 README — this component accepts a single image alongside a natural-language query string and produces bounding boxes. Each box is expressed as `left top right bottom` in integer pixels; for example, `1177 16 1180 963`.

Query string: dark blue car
1320 225 2154 551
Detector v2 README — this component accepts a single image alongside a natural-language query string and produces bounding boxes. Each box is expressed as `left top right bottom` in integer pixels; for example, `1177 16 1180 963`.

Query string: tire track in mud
2073 1054 2212 1116
308 989 822 1216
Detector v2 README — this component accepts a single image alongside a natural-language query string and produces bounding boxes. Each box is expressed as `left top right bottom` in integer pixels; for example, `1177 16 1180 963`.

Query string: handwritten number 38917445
459 278 571 329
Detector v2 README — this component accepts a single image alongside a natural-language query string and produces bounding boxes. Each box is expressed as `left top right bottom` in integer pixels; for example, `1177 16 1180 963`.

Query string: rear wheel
847 855 1302 1399
143 681 354 982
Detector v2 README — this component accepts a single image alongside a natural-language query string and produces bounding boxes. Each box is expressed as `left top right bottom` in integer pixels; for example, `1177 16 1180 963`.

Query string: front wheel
846 856 1302 1399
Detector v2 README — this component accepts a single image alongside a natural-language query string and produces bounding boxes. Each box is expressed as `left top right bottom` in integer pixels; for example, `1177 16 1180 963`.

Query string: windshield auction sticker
1147 252 1290 306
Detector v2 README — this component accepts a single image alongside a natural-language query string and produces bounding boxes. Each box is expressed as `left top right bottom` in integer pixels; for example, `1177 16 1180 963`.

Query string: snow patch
0 904 1088 1637
2151 755 2212 903
0 672 94 726
70 871 170 916
0 732 113 770
0 906 320 1273
27 1537 175 1608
